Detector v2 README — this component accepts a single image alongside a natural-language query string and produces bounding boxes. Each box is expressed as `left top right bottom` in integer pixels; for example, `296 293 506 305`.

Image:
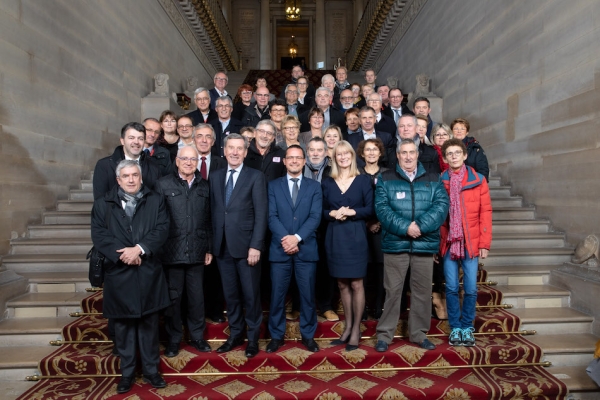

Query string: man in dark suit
187 88 218 126
366 93 397 136
209 133 268 358
142 118 172 177
210 96 244 157
265 145 322 354
209 71 231 109
382 88 412 124
347 107 396 168
298 87 345 132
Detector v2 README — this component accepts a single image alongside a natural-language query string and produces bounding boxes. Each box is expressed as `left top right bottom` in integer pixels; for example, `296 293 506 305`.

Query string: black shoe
143 373 167 388
266 339 285 353
164 342 179 358
245 341 259 358
419 338 436 350
330 336 350 346
216 336 244 353
375 340 388 352
209 313 226 323
189 339 211 352
117 375 135 394
301 337 320 352
345 343 359 351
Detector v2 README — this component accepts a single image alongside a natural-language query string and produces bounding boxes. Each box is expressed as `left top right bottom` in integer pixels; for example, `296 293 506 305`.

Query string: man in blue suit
209 133 268 358
265 145 322 353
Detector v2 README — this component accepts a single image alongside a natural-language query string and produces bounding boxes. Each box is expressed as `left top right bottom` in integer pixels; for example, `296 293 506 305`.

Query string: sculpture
152 73 169 95
185 76 198 93
414 74 433 97
571 234 599 265
387 76 398 89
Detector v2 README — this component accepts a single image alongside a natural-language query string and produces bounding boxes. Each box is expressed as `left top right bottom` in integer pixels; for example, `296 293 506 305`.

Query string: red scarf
448 164 466 260
434 145 449 172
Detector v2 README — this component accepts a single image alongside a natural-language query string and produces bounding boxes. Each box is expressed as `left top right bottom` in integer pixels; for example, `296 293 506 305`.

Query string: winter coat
154 170 213 265
91 185 170 318
244 140 287 182
463 136 489 181
375 162 449 254
439 165 492 258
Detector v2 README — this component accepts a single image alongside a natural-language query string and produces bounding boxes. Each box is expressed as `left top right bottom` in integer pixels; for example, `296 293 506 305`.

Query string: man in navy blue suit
347 106 396 168
209 71 231 109
209 133 268 358
265 145 322 354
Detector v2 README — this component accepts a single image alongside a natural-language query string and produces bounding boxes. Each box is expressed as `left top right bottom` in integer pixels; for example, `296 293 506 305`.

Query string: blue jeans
443 250 478 330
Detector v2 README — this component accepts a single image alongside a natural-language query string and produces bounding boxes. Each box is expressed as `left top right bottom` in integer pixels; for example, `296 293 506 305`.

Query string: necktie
225 169 236 206
394 109 400 124
143 148 150 156
291 178 299 206
200 157 207 180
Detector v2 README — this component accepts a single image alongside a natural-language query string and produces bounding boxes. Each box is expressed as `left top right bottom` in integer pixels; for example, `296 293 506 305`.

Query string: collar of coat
394 161 426 182
105 184 150 204
441 165 484 190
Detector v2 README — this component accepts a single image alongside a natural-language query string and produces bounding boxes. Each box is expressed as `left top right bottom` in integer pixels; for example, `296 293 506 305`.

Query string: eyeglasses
340 96 353 100
214 77 228 82
283 126 298 131
241 91 253 95
364 148 380 152
256 128 275 136
196 97 210 102
178 124 193 129
285 156 304 160
445 151 464 158
286 90 298 94
216 105 231 109
255 93 270 98
177 156 199 163
434 132 449 138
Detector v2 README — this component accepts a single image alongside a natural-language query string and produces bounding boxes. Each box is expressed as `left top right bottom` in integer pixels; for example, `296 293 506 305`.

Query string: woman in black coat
450 117 489 181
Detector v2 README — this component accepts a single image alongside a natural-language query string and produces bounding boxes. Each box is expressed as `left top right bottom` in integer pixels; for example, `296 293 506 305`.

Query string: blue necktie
225 169 236 206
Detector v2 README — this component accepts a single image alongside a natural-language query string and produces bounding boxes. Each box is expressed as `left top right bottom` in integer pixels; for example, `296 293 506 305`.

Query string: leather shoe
266 339 285 353
245 341 259 358
143 373 167 388
117 375 135 394
419 338 436 350
216 337 244 353
164 342 179 358
301 337 319 352
190 339 211 352
209 313 226 323
375 340 388 352
330 336 350 346
345 343 359 351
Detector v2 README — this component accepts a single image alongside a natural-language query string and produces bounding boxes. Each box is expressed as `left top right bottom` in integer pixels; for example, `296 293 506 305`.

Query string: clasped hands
407 221 421 238
281 235 300 255
329 206 356 221
117 246 142 266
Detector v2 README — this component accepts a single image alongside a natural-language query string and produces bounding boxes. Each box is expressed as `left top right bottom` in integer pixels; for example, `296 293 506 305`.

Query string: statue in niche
387 76 399 89
152 73 169 96
185 76 198 93
571 234 599 267
414 73 433 96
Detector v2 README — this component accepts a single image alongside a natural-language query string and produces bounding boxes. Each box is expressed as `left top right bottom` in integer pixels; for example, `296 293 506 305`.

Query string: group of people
91 66 492 393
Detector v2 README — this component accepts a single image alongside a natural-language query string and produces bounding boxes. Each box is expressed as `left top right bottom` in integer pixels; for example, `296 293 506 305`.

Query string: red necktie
200 157 207 180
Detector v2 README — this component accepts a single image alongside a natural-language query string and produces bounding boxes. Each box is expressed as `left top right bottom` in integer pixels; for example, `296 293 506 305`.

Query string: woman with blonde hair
322 141 374 351
324 125 343 159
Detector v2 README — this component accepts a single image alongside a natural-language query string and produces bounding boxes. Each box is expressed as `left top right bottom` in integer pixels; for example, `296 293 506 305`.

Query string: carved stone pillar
315 0 326 68
354 0 364 31
260 0 272 69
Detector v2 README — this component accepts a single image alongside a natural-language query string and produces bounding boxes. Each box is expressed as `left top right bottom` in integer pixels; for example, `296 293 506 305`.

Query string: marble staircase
0 174 598 399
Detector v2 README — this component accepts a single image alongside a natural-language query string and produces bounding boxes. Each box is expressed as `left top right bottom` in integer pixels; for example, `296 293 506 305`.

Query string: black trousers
165 263 206 343
114 312 160 377
204 259 225 318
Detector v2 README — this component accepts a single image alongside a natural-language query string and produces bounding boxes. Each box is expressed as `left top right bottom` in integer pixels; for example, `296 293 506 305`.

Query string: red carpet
18 270 568 399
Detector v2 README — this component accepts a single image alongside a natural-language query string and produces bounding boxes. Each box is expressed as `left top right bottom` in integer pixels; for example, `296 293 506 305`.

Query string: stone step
491 220 551 234
1 254 87 274
6 292 89 318
497 284 571 309
491 233 566 249
42 211 90 225
0 317 71 346
27 224 91 239
487 177 501 187
511 307 593 334
486 265 560 285
80 180 93 191
492 207 536 220
491 196 523 207
68 189 93 201
488 186 512 198
19 271 90 293
0 346 55 379
526 333 598 367
56 200 92 212
548 366 600 397
0 380 37 399
485 248 573 266
9 238 91 255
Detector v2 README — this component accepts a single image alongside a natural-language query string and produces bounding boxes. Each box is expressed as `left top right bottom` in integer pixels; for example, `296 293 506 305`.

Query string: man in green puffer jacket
373 139 449 352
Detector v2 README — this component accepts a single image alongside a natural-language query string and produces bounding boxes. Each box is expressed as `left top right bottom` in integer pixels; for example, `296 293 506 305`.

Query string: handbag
87 203 112 287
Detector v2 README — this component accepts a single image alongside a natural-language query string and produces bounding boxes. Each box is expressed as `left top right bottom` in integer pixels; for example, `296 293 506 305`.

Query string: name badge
273 157 281 163
396 192 405 199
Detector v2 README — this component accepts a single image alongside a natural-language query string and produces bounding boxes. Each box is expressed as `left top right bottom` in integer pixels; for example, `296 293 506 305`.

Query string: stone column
260 0 272 69
314 0 326 69
354 0 364 31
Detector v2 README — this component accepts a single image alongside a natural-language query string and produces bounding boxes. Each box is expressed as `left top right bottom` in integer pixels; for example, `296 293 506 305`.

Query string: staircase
0 175 598 399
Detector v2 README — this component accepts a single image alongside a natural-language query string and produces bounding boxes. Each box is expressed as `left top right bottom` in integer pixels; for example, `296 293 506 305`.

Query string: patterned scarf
304 157 328 182
335 81 350 91
118 187 143 222
448 164 466 260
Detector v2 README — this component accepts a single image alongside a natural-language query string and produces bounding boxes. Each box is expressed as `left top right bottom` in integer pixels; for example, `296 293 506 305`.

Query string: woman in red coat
439 138 492 347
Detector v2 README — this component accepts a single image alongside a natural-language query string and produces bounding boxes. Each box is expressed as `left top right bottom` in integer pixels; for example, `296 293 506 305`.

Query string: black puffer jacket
154 170 212 265
418 141 442 175
463 136 489 181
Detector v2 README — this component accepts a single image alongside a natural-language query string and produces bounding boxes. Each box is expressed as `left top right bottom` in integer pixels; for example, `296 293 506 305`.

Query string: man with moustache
155 146 213 358
143 118 172 177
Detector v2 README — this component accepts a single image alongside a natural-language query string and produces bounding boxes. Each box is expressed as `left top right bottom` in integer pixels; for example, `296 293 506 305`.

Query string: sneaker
449 328 463 346
462 327 476 347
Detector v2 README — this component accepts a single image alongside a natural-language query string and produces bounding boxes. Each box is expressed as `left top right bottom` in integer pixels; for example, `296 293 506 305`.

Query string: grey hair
256 119 278 135
223 133 248 150
315 86 332 97
177 146 199 157
194 123 215 139
216 95 233 107
193 87 209 99
116 160 142 178
396 138 420 155
284 83 298 95
321 74 335 84
398 113 418 127
368 93 383 102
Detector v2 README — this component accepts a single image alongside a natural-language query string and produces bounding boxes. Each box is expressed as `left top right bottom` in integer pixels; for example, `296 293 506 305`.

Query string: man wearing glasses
337 89 355 111
209 71 231 109
367 93 397 136
154 146 213 358
243 86 272 127
187 87 218 126
210 96 244 157
382 88 411 124
176 115 196 150
283 84 307 117
244 120 286 182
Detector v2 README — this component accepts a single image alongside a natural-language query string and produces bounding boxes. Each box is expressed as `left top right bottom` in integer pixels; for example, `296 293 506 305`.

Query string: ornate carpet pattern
18 271 567 399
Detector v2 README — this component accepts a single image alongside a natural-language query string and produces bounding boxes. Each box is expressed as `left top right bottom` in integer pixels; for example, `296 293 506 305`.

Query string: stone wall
377 0 600 245
0 0 213 254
